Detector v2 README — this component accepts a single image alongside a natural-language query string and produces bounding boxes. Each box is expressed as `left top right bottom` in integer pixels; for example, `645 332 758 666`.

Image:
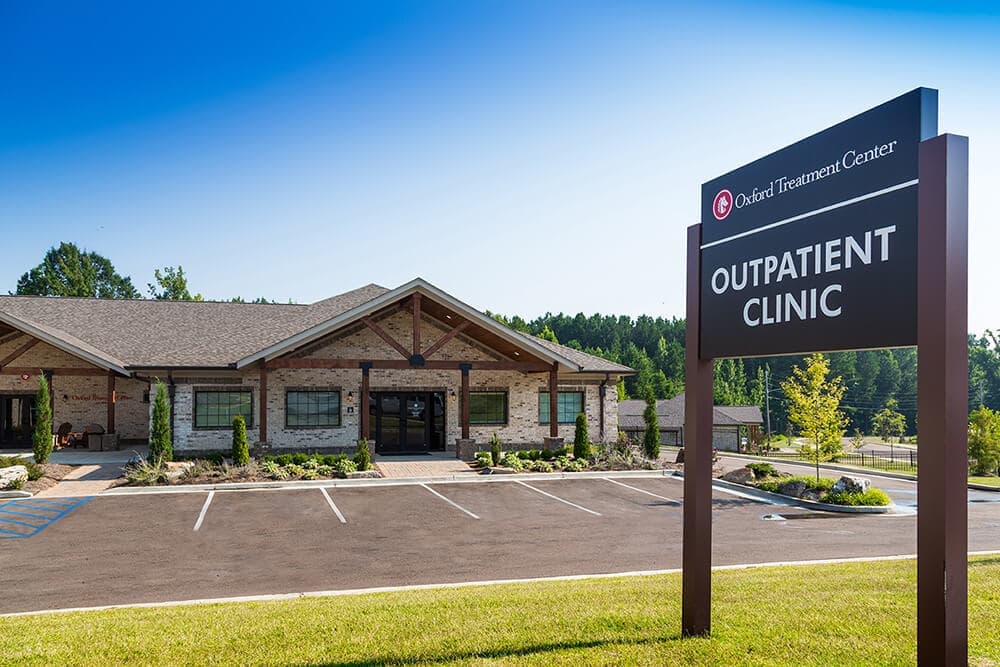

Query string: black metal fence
755 449 917 473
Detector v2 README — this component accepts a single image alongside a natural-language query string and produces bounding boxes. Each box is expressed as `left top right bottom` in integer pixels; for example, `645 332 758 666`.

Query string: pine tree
32 375 53 463
231 415 250 465
642 389 660 460
573 412 591 460
149 381 173 463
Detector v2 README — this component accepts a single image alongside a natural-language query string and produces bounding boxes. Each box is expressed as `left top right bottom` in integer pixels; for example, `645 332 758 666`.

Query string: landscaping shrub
825 488 891 506
746 462 777 478
573 412 591 460
32 374 53 464
490 433 502 466
25 461 44 481
204 452 225 466
231 415 250 466
301 458 320 470
334 458 357 476
322 454 340 467
291 453 309 465
275 454 293 466
552 446 569 458
527 449 542 461
285 463 305 478
499 453 523 470
565 459 586 472
124 458 168 485
529 460 554 473
149 381 173 463
642 390 659 460
4 476 25 491
475 451 493 467
539 448 555 461
354 439 372 471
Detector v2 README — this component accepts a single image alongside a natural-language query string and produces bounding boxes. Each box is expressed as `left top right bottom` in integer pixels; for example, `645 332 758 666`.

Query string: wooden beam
422 321 470 359
549 364 559 438
362 317 410 359
412 293 421 355
0 367 110 377
360 363 371 441
0 338 39 368
0 331 24 346
259 365 268 444
265 358 550 372
460 364 471 440
107 373 116 434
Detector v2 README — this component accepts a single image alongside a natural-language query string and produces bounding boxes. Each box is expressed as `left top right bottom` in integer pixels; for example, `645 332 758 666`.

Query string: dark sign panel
700 88 938 358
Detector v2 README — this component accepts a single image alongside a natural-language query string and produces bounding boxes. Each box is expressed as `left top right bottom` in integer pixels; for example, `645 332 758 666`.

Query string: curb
100 468 679 495
726 452 1000 493
708 476 896 514
0 490 33 499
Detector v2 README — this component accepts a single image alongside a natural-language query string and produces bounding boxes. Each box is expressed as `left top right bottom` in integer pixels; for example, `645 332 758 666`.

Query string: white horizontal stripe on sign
701 179 919 250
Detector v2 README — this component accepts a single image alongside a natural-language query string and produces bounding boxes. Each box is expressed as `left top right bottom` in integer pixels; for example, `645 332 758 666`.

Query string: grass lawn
2 558 999 665
970 475 1000 488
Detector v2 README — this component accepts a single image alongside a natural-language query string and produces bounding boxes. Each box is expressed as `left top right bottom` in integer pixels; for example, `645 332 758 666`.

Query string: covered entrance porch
370 391 446 455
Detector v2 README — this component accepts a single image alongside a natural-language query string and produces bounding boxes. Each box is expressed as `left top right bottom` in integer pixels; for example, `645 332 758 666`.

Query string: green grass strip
2 557 1000 665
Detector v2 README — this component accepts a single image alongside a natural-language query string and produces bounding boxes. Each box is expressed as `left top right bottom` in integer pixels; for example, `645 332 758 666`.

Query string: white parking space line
603 477 680 504
193 491 214 531
515 481 602 516
320 488 347 524
420 484 480 519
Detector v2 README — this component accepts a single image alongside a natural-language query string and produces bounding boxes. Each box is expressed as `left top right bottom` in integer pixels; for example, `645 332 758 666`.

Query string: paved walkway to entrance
375 455 476 479
34 464 123 498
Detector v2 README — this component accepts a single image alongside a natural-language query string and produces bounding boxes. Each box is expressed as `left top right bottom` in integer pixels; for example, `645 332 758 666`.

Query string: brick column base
455 438 477 460
543 437 565 451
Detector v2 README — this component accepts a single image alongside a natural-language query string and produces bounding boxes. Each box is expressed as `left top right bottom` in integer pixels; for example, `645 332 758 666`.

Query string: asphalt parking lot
2 474 999 615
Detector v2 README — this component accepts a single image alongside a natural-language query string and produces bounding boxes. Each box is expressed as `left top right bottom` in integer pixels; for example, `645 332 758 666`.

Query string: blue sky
2 1 998 331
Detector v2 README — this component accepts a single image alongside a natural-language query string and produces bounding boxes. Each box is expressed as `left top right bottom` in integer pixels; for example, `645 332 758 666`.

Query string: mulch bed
22 463 75 495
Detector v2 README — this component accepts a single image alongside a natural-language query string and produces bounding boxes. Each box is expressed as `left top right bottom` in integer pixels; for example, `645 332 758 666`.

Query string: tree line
490 311 1000 437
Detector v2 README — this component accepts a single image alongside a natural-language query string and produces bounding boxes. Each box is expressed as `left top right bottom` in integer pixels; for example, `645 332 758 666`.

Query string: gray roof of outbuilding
0 282 630 374
618 392 762 430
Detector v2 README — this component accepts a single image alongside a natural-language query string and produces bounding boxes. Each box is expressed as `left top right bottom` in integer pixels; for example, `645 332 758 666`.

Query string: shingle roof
618 392 762 430
0 282 629 375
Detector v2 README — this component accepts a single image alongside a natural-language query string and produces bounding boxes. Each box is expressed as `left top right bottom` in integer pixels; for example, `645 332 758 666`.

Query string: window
286 390 341 428
469 391 507 425
538 391 584 424
194 390 253 429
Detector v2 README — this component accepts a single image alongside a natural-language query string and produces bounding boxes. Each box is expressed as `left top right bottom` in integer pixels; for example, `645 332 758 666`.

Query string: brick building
0 279 632 456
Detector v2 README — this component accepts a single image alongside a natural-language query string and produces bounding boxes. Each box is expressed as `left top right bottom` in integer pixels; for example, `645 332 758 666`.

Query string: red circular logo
712 189 733 221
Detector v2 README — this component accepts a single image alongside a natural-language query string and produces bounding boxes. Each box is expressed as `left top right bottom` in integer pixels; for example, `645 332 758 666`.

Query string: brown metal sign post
682 90 969 663
916 133 968 665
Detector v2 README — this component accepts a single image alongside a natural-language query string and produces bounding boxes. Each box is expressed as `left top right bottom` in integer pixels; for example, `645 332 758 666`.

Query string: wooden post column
360 362 372 441
259 365 268 443
460 363 471 439
682 223 715 637
548 364 559 438
917 133 969 665
106 373 116 434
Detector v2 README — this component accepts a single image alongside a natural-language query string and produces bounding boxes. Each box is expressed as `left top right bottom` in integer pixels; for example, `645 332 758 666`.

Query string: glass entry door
0 395 36 448
373 392 445 454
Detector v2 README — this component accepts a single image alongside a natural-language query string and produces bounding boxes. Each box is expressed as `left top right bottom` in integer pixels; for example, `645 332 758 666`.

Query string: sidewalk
34 463 124 498
374 454 476 479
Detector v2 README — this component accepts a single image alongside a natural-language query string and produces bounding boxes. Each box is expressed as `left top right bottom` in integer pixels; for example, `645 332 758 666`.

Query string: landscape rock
832 475 870 494
721 467 755 485
0 465 28 488
165 461 193 482
778 480 808 498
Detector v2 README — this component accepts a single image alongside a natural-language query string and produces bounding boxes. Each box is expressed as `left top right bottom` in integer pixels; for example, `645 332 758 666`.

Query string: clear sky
2 1 998 331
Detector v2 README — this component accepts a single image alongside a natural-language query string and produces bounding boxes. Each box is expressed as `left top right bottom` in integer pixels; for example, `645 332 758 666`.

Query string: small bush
322 454 341 467
25 461 45 481
317 464 334 477
334 458 358 476
746 462 777 478
539 448 555 461
554 455 571 469
573 413 591 460
529 460 554 473
475 451 493 467
565 459 586 472
527 450 542 461
204 452 225 466
4 476 25 491
756 480 780 493
285 463 305 478
275 454 293 466
301 458 320 470
825 488 892 506
123 458 168 485
490 433 502 466
231 416 250 466
354 439 371 471
499 453 524 470
291 453 309 465
301 469 319 481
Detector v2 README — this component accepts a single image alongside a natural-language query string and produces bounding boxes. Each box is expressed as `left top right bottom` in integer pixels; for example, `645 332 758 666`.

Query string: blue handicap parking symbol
0 497 93 539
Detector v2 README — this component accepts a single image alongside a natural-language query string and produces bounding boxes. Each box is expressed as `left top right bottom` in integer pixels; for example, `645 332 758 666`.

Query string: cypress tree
573 412 590 460
32 374 53 463
231 415 249 465
149 381 173 463
643 390 660 460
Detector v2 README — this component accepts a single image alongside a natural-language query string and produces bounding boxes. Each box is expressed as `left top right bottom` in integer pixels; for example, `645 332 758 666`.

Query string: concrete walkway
374 454 476 479
34 463 124 498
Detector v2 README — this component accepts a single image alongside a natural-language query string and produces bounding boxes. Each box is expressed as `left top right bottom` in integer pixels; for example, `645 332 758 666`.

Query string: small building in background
618 392 763 452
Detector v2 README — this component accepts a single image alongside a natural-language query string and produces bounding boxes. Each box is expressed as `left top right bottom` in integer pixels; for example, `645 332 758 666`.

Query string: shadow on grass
970 556 1000 568
307 634 690 666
